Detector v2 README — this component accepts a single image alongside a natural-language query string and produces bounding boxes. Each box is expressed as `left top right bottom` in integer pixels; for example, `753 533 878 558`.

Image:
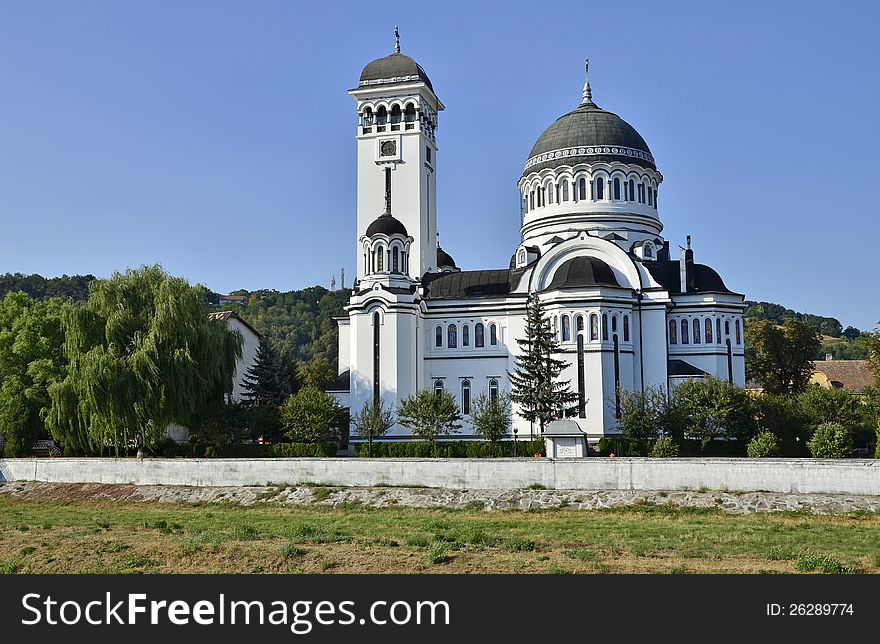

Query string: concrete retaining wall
3 457 880 495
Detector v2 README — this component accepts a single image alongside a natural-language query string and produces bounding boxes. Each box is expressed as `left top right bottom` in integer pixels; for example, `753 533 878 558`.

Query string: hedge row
595 437 811 458
354 440 546 458
165 442 338 458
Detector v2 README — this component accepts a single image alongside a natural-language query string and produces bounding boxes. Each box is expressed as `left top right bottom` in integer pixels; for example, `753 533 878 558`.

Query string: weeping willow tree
46 265 242 454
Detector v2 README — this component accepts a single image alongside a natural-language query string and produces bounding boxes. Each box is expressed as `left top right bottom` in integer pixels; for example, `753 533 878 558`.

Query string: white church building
330 34 746 442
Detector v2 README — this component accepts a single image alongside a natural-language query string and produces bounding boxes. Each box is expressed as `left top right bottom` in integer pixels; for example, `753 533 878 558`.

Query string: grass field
2 497 880 574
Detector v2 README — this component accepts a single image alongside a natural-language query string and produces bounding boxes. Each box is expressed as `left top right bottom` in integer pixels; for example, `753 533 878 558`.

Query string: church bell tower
349 28 444 283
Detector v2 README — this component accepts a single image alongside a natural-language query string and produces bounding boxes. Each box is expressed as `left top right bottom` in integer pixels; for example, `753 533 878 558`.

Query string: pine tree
508 294 577 437
240 340 291 408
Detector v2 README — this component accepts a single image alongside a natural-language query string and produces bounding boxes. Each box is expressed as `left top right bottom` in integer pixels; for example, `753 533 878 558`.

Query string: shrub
616 385 684 446
470 391 512 442
674 377 755 444
752 393 808 443
650 436 679 457
199 442 337 458
279 387 344 443
353 440 545 458
397 390 461 442
798 386 865 434
807 422 853 458
747 431 781 458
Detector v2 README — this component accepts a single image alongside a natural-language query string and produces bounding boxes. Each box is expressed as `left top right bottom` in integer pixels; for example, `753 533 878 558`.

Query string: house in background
218 294 248 307
810 356 874 398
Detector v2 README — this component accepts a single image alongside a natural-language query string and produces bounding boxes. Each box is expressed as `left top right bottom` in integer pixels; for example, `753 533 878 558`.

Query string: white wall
4 457 880 495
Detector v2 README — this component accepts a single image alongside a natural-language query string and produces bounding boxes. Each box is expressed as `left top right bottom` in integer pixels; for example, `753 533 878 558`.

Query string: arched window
562 179 569 201
613 177 621 200
595 177 604 200
653 189 658 208
612 315 618 333
623 315 630 342
475 322 485 347
693 319 701 344
725 320 730 336
681 319 690 344
404 103 416 129
590 314 599 341
363 107 374 131
628 179 635 202
736 319 742 345
537 188 544 207
462 324 470 347
716 319 722 344
578 178 587 200
377 105 387 129
602 314 609 341
561 315 571 342
461 380 471 415
392 247 399 273
529 191 534 210
435 325 442 348
434 379 444 396
517 249 526 266
647 185 653 206
523 196 528 214
669 319 677 344
547 182 554 204
576 315 584 333
489 323 498 345
705 318 713 344
644 243 653 259
489 378 499 403
447 324 457 348
390 104 402 130
376 246 384 272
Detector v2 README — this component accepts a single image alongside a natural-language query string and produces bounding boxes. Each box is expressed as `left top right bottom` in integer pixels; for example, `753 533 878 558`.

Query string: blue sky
0 1 877 329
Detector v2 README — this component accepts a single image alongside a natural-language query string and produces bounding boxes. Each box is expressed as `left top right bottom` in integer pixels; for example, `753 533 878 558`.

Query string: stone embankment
3 481 880 515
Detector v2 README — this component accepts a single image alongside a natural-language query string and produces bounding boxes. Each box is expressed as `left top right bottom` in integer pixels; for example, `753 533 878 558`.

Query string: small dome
525 102 654 175
547 256 620 290
437 247 457 269
359 53 434 92
365 213 408 237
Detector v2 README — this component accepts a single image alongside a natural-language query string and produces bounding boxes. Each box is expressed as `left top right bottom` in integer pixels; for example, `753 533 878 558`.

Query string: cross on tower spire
581 57 594 105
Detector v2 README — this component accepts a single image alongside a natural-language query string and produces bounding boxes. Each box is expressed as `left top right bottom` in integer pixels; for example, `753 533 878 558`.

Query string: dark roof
643 260 733 294
328 370 350 392
525 102 655 175
546 256 620 290
668 359 708 377
359 53 434 91
423 269 512 299
437 247 456 269
365 213 408 237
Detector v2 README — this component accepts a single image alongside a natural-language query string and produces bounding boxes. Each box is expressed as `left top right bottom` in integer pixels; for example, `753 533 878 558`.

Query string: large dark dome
524 102 655 175
359 53 433 91
546 256 620 290
366 213 408 237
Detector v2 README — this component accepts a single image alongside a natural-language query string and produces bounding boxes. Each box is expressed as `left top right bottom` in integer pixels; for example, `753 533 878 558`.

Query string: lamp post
513 428 518 457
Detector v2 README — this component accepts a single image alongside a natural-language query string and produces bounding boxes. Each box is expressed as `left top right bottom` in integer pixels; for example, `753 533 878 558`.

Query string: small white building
333 35 746 443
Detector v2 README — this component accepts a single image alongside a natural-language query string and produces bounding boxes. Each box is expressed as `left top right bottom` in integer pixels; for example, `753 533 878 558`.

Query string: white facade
333 45 746 442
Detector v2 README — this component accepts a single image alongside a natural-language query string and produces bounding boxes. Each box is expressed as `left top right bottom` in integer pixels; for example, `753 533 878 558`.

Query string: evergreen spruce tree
508 294 577 437
240 340 291 408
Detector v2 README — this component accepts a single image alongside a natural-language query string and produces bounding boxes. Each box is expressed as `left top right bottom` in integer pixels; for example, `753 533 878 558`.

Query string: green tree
297 358 336 390
0 293 67 455
350 398 395 457
241 340 292 407
397 389 462 443
752 393 808 442
675 378 755 446
470 391 512 442
864 327 880 388
797 385 865 434
616 385 684 450
279 387 342 443
746 318 821 395
508 295 577 436
46 265 242 455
